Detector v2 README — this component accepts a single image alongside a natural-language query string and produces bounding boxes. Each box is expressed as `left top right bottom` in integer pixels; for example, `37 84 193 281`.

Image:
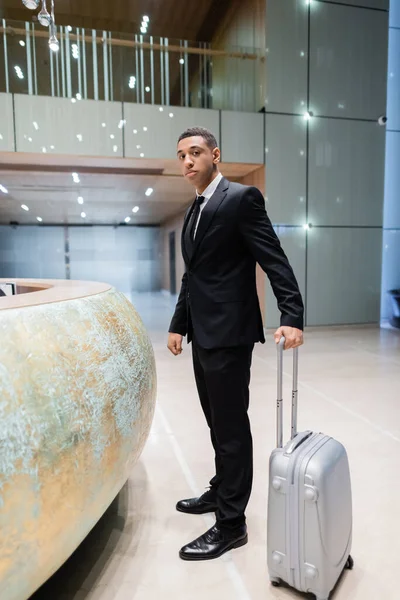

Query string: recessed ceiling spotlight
145 188 153 196
77 196 84 205
132 206 139 213
125 217 131 223
0 184 8 194
21 204 29 211
37 217 43 222
81 211 86 218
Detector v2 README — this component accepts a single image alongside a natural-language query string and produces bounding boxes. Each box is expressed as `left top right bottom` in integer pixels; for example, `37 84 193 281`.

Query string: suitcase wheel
270 578 280 587
346 555 354 570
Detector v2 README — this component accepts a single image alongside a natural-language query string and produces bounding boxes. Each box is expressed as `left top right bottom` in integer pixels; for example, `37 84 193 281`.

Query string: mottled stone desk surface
0 279 112 311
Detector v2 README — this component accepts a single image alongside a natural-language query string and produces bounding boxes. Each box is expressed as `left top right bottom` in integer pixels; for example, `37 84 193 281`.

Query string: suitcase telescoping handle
276 337 299 448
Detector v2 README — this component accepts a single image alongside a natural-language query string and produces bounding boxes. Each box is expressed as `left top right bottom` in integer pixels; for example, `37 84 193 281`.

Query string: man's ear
213 148 221 164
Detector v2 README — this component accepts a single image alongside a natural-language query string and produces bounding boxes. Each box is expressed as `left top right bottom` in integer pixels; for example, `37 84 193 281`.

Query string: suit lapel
191 177 229 261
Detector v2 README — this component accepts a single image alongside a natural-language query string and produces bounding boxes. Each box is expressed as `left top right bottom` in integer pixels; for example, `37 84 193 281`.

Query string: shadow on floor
30 460 149 600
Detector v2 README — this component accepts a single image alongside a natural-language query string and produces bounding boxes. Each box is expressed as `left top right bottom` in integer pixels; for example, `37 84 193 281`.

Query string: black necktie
189 195 205 241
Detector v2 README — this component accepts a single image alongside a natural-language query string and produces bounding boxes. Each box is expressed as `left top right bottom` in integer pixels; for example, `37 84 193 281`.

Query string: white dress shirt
194 172 223 238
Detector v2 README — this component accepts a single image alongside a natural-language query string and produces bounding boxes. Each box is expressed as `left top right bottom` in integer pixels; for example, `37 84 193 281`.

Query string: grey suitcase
267 338 353 600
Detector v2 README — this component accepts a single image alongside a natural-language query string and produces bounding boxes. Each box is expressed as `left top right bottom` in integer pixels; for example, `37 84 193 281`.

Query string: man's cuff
280 314 304 331
168 323 187 336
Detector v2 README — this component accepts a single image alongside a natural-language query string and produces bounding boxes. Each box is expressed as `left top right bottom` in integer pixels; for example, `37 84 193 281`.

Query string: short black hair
178 127 218 150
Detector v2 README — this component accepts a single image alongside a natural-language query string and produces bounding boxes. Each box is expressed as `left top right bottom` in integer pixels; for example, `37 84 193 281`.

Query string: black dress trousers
191 335 254 532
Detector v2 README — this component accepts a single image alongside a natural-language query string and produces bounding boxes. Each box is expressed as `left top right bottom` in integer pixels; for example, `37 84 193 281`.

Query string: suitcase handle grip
277 337 299 449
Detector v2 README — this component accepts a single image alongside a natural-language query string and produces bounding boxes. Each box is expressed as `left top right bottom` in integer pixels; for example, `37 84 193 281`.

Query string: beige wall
189 0 266 112
211 0 266 112
161 210 187 294
160 165 266 324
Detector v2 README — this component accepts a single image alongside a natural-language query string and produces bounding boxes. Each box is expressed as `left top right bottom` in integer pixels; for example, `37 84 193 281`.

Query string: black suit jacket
169 177 304 349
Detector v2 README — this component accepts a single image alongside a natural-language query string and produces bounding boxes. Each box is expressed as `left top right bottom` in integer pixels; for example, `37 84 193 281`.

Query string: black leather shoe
176 489 218 515
179 524 248 561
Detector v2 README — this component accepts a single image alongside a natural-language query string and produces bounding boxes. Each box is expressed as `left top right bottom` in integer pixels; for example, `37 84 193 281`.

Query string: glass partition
0 20 264 113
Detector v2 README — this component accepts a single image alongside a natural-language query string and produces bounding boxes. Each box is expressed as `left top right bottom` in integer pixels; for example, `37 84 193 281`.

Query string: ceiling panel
0 157 262 225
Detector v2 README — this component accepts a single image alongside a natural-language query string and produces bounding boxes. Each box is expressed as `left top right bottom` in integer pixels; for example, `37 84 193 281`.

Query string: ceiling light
28 137 32 142
145 188 153 196
22 0 40 9
102 122 106 127
72 172 80 183
67 25 72 32
0 134 3 140
159 107 164 112
133 129 138 134
136 145 141 149
303 223 312 230
179 58 185 65
15 66 24 79
0 185 8 194
76 134 83 142
36 217 43 222
71 98 77 103
143 16 149 22
118 119 126 129
19 40 26 47
169 112 174 118
129 76 136 89
124 217 131 223
42 147 47 153
81 212 86 218
113 145 118 152
77 196 84 204
140 27 147 34
141 21 148 29
132 206 139 213
143 126 148 131
50 145 55 150
303 111 313 121
49 32 60 53
21 204 29 211
38 1 52 27
76 93 82 100
145 86 150 93
140 153 144 157
110 134 115 139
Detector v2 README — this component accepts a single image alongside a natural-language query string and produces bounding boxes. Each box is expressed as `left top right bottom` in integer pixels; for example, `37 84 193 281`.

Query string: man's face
177 136 220 190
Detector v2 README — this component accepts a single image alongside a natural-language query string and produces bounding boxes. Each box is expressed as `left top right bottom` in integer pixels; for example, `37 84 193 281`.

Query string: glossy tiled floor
31 293 400 600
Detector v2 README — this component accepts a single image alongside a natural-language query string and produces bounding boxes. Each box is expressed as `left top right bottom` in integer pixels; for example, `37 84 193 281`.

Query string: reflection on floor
30 292 400 600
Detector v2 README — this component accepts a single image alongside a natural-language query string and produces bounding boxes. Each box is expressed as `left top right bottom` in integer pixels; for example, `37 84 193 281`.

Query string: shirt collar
196 172 223 201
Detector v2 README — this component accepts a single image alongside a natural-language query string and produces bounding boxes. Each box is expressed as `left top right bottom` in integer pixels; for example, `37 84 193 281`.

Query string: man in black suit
168 127 304 561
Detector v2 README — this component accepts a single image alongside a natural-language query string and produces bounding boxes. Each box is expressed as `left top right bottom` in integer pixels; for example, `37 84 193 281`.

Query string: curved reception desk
0 279 157 600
